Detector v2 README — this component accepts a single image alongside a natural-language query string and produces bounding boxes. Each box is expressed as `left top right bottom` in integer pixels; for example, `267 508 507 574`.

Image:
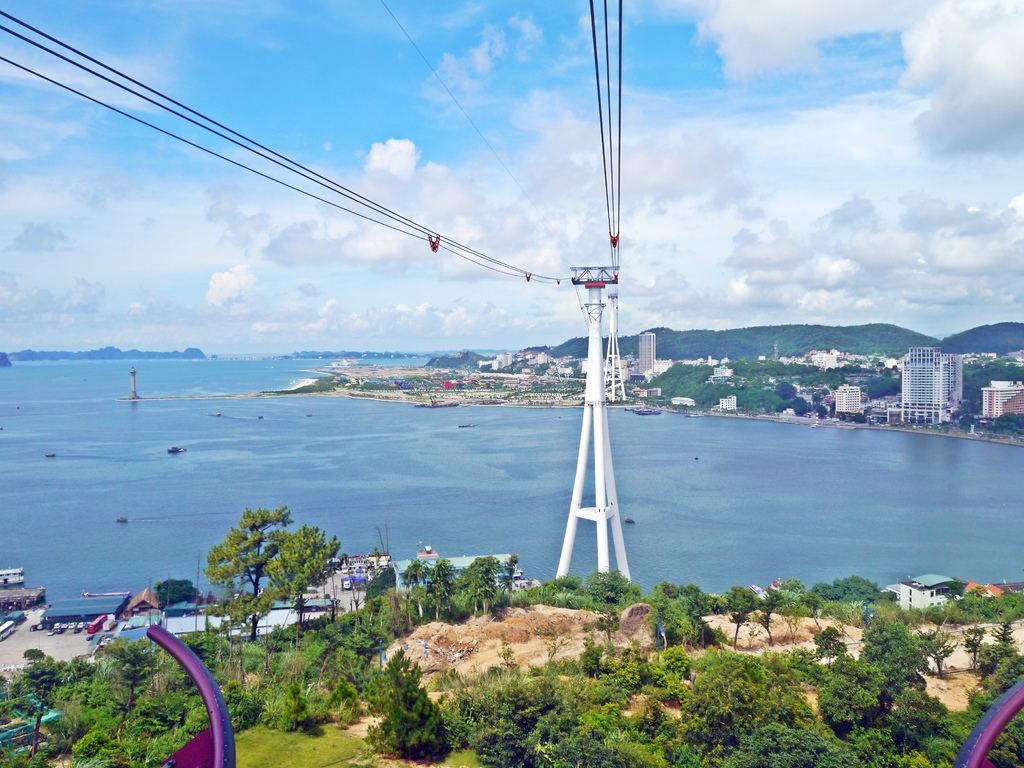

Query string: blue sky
2 1 1024 354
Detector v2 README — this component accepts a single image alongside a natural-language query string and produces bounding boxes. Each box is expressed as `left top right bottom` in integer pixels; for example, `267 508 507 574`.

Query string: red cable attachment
556 279 561 286
526 273 532 282
427 234 441 252
609 232 619 248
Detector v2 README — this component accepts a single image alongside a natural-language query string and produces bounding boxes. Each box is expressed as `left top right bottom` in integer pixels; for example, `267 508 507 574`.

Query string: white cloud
4 222 71 252
364 138 421 181
902 0 1024 155
205 264 256 307
508 15 543 61
673 0 932 79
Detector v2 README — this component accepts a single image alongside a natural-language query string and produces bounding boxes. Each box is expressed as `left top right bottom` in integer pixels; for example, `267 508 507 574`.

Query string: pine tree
367 649 449 761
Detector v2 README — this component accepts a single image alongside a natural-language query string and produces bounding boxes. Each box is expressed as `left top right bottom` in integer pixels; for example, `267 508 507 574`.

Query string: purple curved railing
147 624 235 768
954 677 1024 768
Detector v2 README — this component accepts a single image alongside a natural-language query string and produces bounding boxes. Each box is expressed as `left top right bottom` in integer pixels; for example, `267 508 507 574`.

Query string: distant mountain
940 323 1024 355
425 351 487 369
10 346 207 361
288 350 424 360
549 323 938 360
0 352 10 367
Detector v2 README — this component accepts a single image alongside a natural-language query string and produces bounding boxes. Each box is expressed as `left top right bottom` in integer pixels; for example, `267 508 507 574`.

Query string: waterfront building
981 381 1024 417
639 332 656 374
834 385 863 414
888 573 957 610
719 395 737 411
900 347 963 424
671 397 696 407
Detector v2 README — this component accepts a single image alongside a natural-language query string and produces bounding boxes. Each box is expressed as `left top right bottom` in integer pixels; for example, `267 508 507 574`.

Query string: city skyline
3 2 1024 354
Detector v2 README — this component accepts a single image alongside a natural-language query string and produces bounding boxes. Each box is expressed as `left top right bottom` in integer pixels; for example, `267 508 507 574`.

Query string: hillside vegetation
941 322 1024 355
550 323 938 360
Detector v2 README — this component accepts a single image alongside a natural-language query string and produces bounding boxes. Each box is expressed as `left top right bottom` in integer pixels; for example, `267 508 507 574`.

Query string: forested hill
549 323 938 360
940 322 1024 355
9 346 207 361
425 350 487 369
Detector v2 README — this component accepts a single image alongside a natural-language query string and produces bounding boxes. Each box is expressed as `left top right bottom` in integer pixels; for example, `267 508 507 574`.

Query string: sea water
1 359 1021 600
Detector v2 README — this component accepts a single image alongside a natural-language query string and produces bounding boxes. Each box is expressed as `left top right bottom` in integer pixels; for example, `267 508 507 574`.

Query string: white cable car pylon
557 267 630 579
604 292 626 402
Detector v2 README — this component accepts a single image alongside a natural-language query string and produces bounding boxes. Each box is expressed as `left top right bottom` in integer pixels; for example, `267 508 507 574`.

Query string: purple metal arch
147 624 236 768
954 677 1024 768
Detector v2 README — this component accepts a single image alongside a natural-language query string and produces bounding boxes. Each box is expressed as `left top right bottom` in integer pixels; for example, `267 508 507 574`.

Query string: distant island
7 346 206 362
0 352 10 367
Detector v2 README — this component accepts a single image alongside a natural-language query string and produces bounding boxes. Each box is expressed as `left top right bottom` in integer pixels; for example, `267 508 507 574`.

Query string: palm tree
500 554 520 596
403 559 427 619
426 558 455 620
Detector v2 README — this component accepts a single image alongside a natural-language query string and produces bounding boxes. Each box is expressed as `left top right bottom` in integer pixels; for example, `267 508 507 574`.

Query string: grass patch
235 725 364 768
234 725 482 768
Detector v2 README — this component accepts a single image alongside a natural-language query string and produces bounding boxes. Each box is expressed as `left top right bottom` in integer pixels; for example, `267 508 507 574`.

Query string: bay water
1 359 1021 601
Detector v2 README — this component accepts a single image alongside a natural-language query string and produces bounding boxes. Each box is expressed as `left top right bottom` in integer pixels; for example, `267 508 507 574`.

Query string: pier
0 587 46 613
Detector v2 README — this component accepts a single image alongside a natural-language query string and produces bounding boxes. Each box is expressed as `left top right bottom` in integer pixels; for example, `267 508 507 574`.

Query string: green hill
425 350 487 369
549 323 937 360
940 322 1024 355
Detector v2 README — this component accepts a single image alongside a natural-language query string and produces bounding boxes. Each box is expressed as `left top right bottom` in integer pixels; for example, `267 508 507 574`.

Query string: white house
887 574 957 610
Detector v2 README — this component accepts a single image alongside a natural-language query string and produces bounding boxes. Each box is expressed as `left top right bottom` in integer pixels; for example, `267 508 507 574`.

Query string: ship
458 423 475 428
0 567 25 587
167 446 187 454
82 590 131 598
116 517 128 523
44 452 56 458
632 408 662 415
623 517 635 524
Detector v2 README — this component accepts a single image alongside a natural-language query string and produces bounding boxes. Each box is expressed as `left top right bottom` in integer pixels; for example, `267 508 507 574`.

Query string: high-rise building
638 332 656 374
982 381 1024 417
900 347 963 424
834 384 862 413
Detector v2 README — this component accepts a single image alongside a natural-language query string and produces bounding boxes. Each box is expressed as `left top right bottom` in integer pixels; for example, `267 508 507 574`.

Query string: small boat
306 414 313 417
44 453 56 458
167 446 186 454
116 517 128 523
623 517 635 524
214 412 222 417
632 408 662 416
458 423 475 428
258 416 264 420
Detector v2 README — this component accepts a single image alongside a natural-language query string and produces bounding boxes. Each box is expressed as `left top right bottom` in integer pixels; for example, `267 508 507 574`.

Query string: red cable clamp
525 273 532 282
428 234 441 252
609 232 619 248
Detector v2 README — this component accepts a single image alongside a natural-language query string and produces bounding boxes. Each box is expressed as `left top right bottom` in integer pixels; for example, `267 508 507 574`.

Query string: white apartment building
652 359 674 375
834 385 863 414
888 574 956 610
901 347 963 424
981 381 1024 417
719 395 737 411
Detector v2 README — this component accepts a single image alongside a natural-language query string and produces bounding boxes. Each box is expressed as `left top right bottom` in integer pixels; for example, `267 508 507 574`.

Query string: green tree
726 586 757 649
367 649 449 761
861 619 928 710
206 506 293 641
813 626 847 666
500 553 520 596
426 558 455 620
102 637 157 734
403 559 427 619
817 657 885 737
459 556 502 614
153 578 197 608
801 591 824 629
755 589 786 646
725 723 860 768
596 606 620 642
268 523 340 629
918 627 957 678
11 655 63 755
963 626 986 670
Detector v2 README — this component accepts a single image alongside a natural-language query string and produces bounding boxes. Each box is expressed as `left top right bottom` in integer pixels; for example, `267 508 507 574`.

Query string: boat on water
81 590 131 598
116 516 128 523
632 408 662 416
623 517 635 524
0 567 25 587
458 423 475 428
167 446 187 454
44 452 56 458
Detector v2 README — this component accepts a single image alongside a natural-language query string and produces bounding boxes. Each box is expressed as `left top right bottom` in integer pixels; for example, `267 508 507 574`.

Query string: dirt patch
386 603 659 680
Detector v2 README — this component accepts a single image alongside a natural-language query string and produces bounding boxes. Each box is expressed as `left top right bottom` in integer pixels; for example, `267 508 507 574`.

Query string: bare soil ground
384 604 654 679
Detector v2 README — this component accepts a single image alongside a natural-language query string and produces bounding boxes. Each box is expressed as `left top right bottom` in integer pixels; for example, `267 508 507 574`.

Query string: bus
86 615 106 635
0 620 15 641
